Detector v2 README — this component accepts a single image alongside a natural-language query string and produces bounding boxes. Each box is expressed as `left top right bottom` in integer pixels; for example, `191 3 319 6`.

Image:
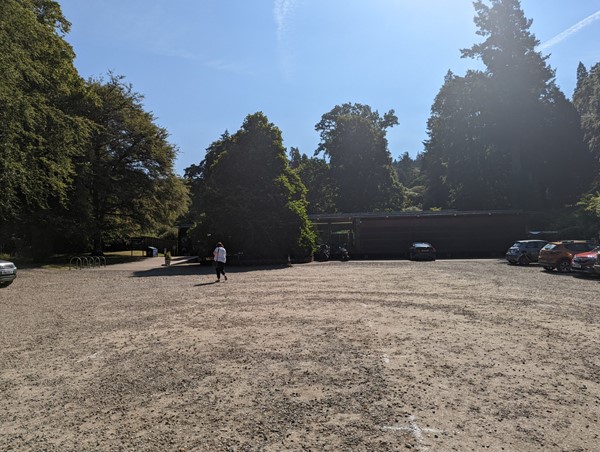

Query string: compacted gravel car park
0 258 599 451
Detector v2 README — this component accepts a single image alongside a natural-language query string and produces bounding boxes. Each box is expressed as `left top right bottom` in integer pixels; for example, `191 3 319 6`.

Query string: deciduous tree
0 0 87 222
315 103 405 212
289 148 337 214
73 75 189 253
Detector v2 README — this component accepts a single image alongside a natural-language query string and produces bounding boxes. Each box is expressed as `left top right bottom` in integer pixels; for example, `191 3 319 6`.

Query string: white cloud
539 9 600 50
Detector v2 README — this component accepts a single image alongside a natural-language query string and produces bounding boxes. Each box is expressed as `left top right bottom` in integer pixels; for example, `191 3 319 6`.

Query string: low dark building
309 210 531 259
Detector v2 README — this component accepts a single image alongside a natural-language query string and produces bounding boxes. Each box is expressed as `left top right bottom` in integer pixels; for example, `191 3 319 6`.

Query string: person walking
213 242 227 282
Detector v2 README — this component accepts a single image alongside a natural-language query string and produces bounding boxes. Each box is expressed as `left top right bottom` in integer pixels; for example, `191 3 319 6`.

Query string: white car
0 259 17 288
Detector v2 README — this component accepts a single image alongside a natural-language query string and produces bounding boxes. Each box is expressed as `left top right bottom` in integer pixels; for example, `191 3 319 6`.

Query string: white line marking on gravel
77 351 103 362
382 415 443 448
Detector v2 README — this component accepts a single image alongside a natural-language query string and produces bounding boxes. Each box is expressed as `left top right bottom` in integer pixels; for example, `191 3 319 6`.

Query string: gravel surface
0 258 599 451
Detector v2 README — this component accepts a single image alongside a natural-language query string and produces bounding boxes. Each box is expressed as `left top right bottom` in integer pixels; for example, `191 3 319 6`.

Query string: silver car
0 259 17 288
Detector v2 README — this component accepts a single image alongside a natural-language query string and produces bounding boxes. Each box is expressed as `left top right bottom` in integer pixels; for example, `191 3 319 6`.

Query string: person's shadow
195 281 220 286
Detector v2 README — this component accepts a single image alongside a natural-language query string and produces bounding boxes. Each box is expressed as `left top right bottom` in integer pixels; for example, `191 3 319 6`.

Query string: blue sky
57 0 600 175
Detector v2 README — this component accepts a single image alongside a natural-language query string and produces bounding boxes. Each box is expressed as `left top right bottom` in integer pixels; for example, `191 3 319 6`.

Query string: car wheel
557 260 571 273
543 266 553 271
518 255 529 266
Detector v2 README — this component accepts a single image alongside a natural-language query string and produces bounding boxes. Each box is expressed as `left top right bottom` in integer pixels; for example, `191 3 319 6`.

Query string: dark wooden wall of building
353 212 528 258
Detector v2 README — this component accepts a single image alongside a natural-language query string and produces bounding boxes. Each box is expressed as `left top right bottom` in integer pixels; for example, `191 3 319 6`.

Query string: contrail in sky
274 0 297 41
539 9 600 50
273 0 298 81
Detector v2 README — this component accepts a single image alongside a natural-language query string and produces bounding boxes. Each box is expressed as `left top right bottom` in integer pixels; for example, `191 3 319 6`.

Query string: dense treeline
1 0 599 261
421 0 592 212
274 0 599 238
0 0 188 258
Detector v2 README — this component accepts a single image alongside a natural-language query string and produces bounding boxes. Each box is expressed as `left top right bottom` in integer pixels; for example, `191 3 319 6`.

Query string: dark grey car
0 259 17 288
505 240 548 265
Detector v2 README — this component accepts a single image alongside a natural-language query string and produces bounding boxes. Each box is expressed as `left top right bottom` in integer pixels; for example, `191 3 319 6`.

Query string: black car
0 259 17 288
505 239 548 265
409 242 436 261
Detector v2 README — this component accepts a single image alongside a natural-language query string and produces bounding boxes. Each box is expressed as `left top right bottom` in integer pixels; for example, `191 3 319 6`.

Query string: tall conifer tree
423 0 591 210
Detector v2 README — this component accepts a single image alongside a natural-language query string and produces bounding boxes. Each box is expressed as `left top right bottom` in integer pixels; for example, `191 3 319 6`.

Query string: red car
571 247 600 276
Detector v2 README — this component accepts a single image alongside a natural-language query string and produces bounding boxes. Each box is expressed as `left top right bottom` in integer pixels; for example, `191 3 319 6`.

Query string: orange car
538 240 597 273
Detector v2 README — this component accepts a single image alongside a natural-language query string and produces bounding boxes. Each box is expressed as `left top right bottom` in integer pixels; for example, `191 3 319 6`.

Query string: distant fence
69 256 106 270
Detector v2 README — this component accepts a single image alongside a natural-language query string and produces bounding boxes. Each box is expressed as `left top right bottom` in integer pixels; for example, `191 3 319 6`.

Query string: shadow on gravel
539 270 578 277
132 264 292 278
195 281 220 286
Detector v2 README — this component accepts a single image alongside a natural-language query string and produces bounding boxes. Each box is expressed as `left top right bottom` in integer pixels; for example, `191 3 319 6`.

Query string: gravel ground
0 257 599 451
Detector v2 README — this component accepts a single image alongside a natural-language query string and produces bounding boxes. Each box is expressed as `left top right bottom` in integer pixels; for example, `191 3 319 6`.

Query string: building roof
308 210 525 222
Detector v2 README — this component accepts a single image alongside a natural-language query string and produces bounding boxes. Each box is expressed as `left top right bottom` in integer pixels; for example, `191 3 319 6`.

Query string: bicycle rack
69 256 107 270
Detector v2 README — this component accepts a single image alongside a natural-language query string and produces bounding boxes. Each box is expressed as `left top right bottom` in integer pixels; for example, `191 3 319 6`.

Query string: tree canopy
0 0 188 257
0 0 86 223
573 62 600 183
572 62 600 236
289 148 337 214
72 75 189 253
315 103 405 212
3 0 600 258
422 0 591 210
186 113 315 261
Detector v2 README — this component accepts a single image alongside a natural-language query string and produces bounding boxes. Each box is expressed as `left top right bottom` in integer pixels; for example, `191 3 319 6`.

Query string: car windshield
413 243 431 248
510 242 523 247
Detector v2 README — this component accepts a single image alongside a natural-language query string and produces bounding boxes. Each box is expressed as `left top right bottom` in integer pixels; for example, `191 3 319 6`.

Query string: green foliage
186 113 316 261
572 62 600 239
289 148 337 214
423 70 511 209
0 0 87 223
393 152 425 208
422 0 592 210
71 74 189 252
573 62 600 183
315 103 405 212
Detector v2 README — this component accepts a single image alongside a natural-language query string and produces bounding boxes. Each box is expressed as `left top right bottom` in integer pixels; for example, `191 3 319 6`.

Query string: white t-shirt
214 246 226 263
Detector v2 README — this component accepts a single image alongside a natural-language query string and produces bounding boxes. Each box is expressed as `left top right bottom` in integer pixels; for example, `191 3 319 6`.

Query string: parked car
409 242 436 261
0 259 17 288
505 239 548 265
571 247 600 276
594 260 600 276
538 241 597 273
